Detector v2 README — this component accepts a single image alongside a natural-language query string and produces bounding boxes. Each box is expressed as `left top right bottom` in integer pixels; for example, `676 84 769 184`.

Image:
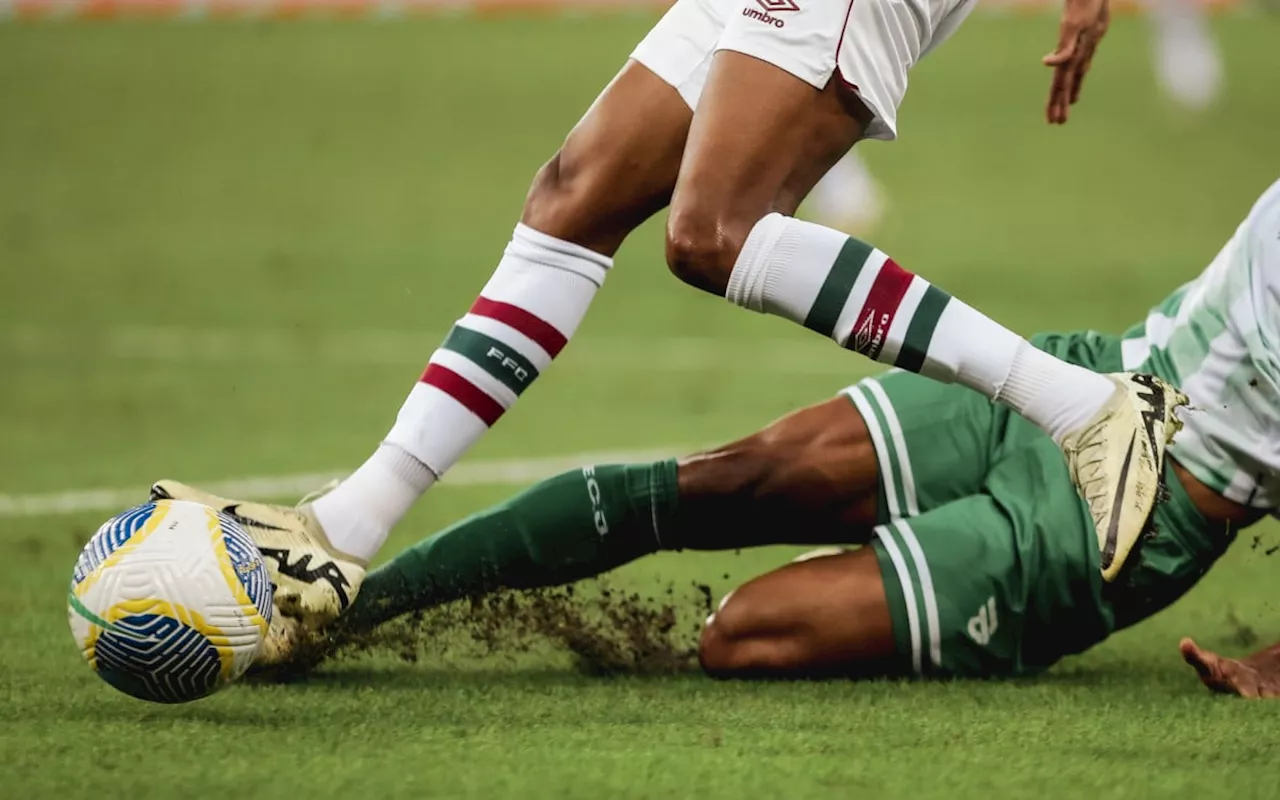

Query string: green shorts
847 330 1229 678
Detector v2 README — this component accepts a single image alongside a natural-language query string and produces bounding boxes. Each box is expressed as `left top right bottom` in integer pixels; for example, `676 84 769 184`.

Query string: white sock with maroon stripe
312 223 611 562
725 213 1114 442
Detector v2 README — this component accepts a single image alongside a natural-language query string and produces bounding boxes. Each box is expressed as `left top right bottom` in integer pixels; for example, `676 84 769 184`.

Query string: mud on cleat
1060 372 1188 583
148 479 367 666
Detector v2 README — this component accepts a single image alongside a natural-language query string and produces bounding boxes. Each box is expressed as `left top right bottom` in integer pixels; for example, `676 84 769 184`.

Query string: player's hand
1180 637 1280 699
1043 0 1111 124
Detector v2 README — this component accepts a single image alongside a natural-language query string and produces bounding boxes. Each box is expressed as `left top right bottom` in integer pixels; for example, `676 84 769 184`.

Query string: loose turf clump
249 580 715 682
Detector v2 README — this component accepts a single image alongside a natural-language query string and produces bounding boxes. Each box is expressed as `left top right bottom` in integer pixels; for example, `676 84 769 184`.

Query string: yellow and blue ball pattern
68 499 273 703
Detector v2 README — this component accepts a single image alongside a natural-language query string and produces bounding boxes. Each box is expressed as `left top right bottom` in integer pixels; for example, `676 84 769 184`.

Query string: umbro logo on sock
742 0 797 27
851 309 890 359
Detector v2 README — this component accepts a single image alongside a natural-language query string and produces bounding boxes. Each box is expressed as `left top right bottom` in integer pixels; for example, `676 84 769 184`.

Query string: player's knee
664 208 748 295
522 152 583 236
698 591 785 678
698 606 747 677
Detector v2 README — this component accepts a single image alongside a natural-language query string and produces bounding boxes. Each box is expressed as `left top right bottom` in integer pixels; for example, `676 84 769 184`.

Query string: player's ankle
311 444 435 563
997 342 1115 444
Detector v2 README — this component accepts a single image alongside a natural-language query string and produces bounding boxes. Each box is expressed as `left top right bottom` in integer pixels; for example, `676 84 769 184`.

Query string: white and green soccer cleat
148 479 367 666
1060 372 1188 583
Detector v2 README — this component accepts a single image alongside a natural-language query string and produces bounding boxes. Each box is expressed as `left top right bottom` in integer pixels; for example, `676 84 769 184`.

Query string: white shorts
631 0 976 141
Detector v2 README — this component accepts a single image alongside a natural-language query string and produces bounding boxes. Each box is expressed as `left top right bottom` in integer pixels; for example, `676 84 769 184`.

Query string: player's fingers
1046 60 1071 124
1180 638 1268 697
1056 58 1080 123
1043 19 1082 65
1068 58 1089 106
1234 678 1261 699
1069 38 1098 105
1046 87 1062 124
1180 638 1227 687
1059 61 1080 117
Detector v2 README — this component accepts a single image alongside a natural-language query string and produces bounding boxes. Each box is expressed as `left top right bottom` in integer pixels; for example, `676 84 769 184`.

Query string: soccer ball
67 499 274 703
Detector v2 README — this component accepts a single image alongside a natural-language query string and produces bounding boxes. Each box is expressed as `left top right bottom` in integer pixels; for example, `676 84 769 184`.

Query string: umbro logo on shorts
742 0 797 28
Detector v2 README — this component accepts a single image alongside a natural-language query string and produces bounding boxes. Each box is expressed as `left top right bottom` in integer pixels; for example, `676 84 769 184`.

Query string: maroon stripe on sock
469 297 568 357
420 364 505 426
846 258 914 360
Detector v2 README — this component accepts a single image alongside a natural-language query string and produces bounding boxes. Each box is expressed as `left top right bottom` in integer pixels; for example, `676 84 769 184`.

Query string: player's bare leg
673 399 880 548
154 63 697 659
340 398 883 632
664 51 1186 582
518 62 694 256
699 548 897 678
338 396 907 679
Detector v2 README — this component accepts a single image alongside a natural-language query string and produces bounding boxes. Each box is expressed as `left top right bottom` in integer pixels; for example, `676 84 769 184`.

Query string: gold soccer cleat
1060 373 1188 582
149 480 366 666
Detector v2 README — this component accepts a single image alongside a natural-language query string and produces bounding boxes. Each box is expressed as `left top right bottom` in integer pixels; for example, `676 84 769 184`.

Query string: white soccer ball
67 499 274 703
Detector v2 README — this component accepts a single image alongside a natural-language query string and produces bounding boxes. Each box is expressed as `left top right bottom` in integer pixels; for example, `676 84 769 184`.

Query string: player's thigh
664 0 980 289
843 370 996 524
532 0 745 255
666 52 863 291
874 423 1117 678
522 61 692 256
701 495 1032 680
700 547 898 678
672 371 997 551
675 397 881 548
870 495 1031 677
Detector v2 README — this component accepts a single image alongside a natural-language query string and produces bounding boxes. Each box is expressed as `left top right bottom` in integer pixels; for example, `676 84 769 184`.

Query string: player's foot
148 480 367 665
1059 373 1187 582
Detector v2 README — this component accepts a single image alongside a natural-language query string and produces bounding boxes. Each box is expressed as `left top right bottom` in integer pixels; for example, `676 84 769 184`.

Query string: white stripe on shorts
874 524 923 675
844 383 901 519
894 520 941 671
863 379 920 517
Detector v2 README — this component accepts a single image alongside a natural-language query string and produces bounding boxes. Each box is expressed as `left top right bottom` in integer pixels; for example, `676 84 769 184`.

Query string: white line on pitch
0 324 864 376
0 447 686 519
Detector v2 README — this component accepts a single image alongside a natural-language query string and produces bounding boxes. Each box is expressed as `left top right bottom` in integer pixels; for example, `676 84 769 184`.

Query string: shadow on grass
272 663 704 692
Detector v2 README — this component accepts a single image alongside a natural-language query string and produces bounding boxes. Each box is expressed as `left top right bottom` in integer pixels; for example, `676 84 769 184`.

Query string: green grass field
3 14 1280 798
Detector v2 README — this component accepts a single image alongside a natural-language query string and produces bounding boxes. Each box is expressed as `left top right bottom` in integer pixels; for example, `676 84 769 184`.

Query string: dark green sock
343 460 678 632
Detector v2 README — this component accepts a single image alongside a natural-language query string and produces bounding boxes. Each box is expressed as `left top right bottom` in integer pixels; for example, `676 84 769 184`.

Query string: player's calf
675 398 880 548
664 53 862 296
699 548 897 679
520 62 692 254
294 63 693 572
